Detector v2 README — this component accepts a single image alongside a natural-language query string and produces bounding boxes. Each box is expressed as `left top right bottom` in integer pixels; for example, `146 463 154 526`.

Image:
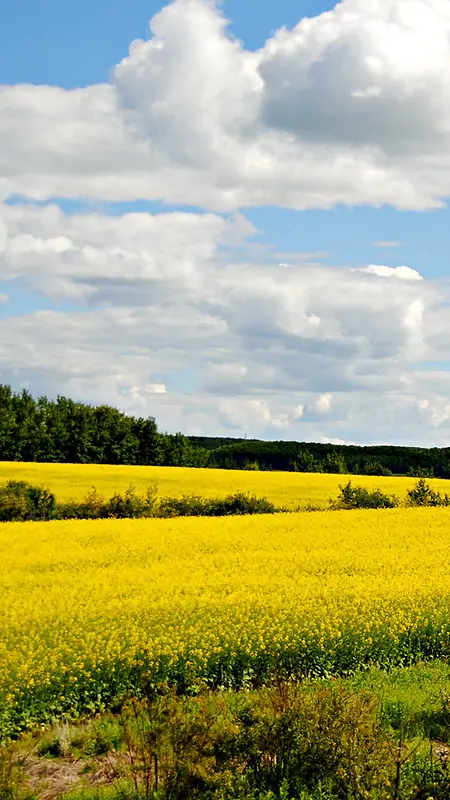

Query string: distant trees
195 436 450 478
293 449 321 473
1 384 450 477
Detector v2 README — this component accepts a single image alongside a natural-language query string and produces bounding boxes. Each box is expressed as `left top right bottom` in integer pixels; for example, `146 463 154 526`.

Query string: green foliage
330 481 399 510
6 475 450 522
0 480 56 522
106 484 158 519
11 664 450 798
196 434 450 478
112 685 391 800
0 481 279 523
240 685 390 799
156 492 278 518
0 384 198 468
292 450 322 473
362 461 393 477
83 719 122 757
0 747 32 800
406 478 450 507
321 452 347 474
4 383 450 478
35 734 64 758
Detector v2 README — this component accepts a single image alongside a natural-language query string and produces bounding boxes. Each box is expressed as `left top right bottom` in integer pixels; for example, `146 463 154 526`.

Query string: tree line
0 384 206 467
200 438 450 477
2 384 450 477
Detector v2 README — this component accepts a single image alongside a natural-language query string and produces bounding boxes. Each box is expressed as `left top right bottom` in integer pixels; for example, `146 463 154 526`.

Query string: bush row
331 477 450 510
0 480 279 523
1 477 449 522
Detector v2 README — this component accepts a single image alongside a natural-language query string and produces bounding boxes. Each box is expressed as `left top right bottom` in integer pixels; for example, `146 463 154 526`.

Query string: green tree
293 449 321 473
322 451 347 474
133 417 164 466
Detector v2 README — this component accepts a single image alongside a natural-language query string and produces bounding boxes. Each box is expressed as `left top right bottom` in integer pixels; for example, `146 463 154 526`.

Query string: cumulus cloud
0 202 253 302
2 202 450 444
260 0 450 155
315 394 333 413
2 0 450 445
1 0 450 209
359 265 423 280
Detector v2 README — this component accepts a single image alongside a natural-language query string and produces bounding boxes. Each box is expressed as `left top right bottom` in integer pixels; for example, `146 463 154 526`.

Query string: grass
1 461 450 510
349 660 450 739
5 661 450 800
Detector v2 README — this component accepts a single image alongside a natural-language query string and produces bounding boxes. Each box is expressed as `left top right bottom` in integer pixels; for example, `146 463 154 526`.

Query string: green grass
4 661 450 800
346 659 450 740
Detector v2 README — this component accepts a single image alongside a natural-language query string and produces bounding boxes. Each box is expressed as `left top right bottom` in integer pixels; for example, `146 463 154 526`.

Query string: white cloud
315 394 333 413
149 383 167 394
217 398 291 430
131 383 167 396
2 202 450 445
260 0 450 157
1 0 450 209
321 436 349 446
2 0 450 446
0 292 9 303
293 404 305 420
0 202 252 302
360 265 423 280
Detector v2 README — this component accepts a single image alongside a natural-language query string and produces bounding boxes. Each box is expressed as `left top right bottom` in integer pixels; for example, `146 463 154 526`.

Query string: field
3 505 450 739
1 460 449 509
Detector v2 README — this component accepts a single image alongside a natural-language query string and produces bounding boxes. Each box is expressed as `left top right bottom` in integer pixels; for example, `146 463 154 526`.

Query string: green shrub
236 685 391 799
406 478 450 507
117 686 391 800
36 734 64 758
244 461 260 471
0 746 31 800
0 480 56 522
55 484 158 521
157 492 278 518
363 461 393 477
105 484 158 519
0 481 278 523
203 492 277 516
156 494 208 518
330 481 398 510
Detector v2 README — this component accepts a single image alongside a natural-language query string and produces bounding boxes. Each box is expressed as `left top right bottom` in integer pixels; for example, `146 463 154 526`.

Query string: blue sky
0 1 336 86
1 0 450 444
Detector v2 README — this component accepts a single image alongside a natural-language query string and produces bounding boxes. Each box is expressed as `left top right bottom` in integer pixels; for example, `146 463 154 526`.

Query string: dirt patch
23 753 123 800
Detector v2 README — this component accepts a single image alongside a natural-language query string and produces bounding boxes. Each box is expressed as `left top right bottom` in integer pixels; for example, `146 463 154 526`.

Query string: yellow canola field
2 507 450 735
0 461 448 509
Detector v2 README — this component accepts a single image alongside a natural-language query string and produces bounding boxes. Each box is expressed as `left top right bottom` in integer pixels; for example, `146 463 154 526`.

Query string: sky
1 0 450 446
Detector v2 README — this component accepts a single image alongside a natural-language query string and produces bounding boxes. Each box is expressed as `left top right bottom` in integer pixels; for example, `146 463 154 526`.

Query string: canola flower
1 460 449 510
2 507 450 737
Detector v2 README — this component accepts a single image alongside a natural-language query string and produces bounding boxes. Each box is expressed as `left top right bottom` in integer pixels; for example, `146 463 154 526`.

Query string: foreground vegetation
4 662 450 799
3 507 450 739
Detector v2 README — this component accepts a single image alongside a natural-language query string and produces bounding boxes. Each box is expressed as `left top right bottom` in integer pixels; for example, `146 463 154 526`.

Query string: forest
1 384 450 477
